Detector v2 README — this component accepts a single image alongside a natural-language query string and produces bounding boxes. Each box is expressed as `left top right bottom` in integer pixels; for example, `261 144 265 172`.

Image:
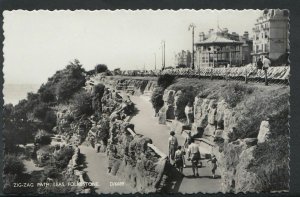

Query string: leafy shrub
3 173 18 193
97 116 110 145
92 83 105 98
43 110 57 131
35 130 52 145
42 166 61 180
33 103 49 120
39 89 56 103
248 135 289 191
56 77 85 102
95 64 108 73
54 146 74 170
70 89 93 117
38 60 86 102
234 89 289 139
151 87 165 113
220 83 254 108
157 74 176 89
92 84 105 113
113 68 121 75
4 155 25 175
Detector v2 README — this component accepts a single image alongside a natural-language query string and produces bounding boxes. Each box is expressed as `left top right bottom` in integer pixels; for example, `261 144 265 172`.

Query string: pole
163 41 166 69
154 53 156 70
189 24 196 70
192 26 195 69
229 49 232 67
161 42 164 69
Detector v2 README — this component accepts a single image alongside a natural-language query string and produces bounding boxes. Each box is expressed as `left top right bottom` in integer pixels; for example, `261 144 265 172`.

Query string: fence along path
119 65 290 85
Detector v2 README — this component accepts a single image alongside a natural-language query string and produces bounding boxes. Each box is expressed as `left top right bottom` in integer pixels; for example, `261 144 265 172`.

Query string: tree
4 155 25 175
35 130 52 145
95 64 108 73
54 146 74 170
70 89 93 117
157 74 176 89
92 83 105 112
151 87 165 114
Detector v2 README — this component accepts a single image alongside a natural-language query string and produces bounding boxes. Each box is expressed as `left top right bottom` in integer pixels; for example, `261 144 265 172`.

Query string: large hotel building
251 9 289 64
194 9 289 69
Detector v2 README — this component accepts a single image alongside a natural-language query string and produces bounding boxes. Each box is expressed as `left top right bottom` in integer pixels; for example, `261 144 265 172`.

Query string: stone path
79 145 136 194
130 95 222 193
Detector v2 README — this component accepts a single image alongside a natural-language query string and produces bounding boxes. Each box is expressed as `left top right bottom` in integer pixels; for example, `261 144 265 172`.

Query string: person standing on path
187 138 201 177
262 55 271 86
168 130 178 164
256 58 263 70
183 131 192 168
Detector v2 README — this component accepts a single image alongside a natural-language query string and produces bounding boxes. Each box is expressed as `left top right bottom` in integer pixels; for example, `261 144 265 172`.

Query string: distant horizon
4 10 262 85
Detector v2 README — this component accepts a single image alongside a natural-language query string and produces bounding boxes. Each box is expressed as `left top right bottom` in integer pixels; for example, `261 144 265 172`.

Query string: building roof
195 33 243 46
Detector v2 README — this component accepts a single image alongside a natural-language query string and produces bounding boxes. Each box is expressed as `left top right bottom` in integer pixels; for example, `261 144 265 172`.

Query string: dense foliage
95 64 108 73
92 83 105 113
38 59 86 102
157 74 176 89
70 89 93 118
54 146 75 170
34 130 52 145
4 155 26 175
150 87 165 114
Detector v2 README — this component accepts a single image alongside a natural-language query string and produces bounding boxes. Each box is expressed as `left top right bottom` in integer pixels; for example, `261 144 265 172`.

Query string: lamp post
189 23 196 69
161 40 166 70
154 53 156 70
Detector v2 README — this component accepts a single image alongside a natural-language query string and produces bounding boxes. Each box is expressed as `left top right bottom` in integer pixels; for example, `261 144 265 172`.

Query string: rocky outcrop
106 121 167 193
257 121 271 143
82 81 169 192
94 75 289 193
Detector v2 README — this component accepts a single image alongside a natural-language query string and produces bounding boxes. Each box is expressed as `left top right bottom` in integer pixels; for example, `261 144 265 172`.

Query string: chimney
199 32 205 41
243 31 249 40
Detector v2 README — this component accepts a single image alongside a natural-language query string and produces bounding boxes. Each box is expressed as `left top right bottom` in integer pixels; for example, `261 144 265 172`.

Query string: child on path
207 154 218 179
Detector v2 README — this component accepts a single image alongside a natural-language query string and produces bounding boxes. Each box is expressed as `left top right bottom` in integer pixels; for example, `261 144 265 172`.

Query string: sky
3 10 261 85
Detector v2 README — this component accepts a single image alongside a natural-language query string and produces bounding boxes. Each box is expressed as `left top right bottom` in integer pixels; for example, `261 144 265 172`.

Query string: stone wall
154 83 288 193
93 76 289 193
106 121 168 193
83 82 168 193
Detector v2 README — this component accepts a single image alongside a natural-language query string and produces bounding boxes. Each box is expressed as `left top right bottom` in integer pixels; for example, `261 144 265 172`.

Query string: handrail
147 143 167 159
126 127 137 137
194 137 215 147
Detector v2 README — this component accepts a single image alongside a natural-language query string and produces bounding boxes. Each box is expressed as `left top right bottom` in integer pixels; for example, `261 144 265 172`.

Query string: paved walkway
130 95 222 193
79 145 136 194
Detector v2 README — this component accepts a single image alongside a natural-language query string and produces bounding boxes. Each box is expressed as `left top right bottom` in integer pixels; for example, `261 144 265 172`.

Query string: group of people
256 55 271 85
168 130 218 178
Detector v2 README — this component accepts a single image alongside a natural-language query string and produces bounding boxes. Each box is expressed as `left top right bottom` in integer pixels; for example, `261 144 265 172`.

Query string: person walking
174 146 185 174
262 55 271 86
168 130 178 164
184 131 192 154
187 138 201 177
207 154 218 179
